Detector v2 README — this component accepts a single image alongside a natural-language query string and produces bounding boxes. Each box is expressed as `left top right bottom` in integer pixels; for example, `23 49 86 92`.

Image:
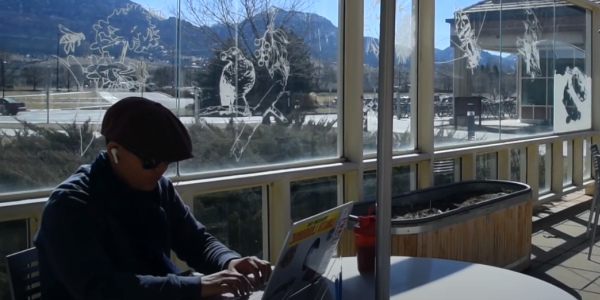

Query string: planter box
339 180 532 272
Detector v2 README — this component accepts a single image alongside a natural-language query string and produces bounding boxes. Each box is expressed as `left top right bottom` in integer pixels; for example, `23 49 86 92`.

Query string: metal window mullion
461 153 476 180
340 0 365 205
497 149 510 180
415 0 435 189
268 180 291 262
261 185 270 261
551 141 564 192
527 145 540 200
374 0 397 297
592 7 600 132
574 138 584 186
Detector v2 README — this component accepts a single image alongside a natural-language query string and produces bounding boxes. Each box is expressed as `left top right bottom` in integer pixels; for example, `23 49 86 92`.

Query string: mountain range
0 0 516 69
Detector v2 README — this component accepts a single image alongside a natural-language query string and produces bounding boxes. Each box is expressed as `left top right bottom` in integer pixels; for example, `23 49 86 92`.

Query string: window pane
584 138 591 180
291 176 338 222
193 187 264 258
0 3 176 193
539 144 551 194
0 219 28 300
476 152 497 180
0 1 343 193
178 1 340 173
521 79 548 106
563 141 573 186
433 159 461 186
434 1 592 148
510 148 527 182
363 0 417 153
363 165 415 199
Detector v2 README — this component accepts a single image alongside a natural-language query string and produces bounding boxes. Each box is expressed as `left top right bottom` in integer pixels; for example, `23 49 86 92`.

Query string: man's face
108 143 170 191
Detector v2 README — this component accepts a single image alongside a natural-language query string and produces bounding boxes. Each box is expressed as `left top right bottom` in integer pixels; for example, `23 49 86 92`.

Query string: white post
375 0 395 299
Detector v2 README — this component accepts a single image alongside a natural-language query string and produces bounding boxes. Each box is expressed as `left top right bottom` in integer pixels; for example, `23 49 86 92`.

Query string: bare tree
0 51 12 62
321 63 337 92
59 66 73 91
180 0 313 56
434 63 453 92
23 66 45 90
367 67 379 94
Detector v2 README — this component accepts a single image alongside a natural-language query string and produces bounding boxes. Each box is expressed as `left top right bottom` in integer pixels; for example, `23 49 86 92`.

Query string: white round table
341 256 577 300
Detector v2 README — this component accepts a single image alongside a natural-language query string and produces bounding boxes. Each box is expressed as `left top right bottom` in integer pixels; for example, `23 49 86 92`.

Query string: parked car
0 97 26 116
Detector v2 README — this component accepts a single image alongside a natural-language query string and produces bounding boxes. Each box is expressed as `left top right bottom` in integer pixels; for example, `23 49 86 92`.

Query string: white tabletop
341 256 577 300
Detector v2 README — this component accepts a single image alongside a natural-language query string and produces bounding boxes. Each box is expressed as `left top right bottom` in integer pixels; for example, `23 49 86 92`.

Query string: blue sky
135 0 477 49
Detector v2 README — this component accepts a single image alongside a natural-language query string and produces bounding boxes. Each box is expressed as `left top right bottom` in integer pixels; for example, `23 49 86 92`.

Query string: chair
586 144 599 237
587 144 600 259
5 247 41 300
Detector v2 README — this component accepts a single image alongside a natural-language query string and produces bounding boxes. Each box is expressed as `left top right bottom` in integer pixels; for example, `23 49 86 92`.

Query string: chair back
5 248 40 300
591 144 600 182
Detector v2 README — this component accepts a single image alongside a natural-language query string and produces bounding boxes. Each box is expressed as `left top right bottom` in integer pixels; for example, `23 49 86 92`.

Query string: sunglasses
132 153 172 170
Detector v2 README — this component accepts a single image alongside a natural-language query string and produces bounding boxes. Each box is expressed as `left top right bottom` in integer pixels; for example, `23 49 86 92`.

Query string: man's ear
106 142 120 163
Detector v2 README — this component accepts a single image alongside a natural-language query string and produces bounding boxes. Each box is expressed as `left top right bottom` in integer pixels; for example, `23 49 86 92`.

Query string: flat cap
101 97 193 162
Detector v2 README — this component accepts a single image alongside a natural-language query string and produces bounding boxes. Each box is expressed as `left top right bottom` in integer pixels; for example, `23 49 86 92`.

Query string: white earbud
111 148 119 164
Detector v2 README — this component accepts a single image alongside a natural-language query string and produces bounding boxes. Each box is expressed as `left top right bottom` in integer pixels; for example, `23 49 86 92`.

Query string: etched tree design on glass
219 47 255 116
517 6 542 79
228 10 291 160
56 3 159 92
53 3 160 157
454 8 482 73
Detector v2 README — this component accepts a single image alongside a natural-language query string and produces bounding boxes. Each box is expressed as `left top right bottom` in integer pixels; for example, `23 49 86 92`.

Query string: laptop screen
261 202 353 300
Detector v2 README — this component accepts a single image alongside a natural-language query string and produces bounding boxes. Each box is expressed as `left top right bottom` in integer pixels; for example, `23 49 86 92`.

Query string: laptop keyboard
227 283 267 300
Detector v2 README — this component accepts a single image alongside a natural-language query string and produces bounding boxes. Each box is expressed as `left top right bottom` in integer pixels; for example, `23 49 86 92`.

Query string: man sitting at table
34 97 271 300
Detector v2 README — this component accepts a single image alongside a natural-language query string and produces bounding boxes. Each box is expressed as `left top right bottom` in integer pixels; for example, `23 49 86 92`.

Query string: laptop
224 202 354 300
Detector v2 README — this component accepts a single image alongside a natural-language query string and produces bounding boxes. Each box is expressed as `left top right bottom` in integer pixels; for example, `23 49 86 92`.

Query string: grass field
3 89 108 110
3 90 355 112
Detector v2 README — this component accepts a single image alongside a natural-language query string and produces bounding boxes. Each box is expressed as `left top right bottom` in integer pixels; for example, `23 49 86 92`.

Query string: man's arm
167 183 241 274
38 189 202 300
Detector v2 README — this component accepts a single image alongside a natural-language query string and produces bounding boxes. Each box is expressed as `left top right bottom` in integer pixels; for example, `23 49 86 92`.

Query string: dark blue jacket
33 151 240 300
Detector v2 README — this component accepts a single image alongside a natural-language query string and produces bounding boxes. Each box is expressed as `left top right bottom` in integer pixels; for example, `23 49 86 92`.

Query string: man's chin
137 182 159 192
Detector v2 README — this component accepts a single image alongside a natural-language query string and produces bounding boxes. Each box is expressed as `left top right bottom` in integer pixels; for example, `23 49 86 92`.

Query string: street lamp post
56 33 60 91
1 61 6 98
46 66 52 123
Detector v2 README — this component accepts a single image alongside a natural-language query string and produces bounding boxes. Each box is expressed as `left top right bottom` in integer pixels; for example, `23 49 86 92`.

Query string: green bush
0 118 340 191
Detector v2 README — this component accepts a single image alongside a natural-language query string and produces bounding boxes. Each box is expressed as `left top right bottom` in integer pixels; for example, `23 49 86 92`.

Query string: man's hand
200 270 253 298
226 256 272 286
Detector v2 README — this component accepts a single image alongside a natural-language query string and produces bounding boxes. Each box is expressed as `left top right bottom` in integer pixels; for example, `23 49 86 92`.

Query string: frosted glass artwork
57 4 156 91
554 67 592 133
517 7 542 78
454 8 482 72
53 4 299 161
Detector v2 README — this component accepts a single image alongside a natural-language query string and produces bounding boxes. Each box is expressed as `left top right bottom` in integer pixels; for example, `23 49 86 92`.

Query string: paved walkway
524 190 600 299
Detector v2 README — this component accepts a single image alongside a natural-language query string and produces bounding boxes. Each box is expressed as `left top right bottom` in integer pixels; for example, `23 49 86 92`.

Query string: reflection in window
434 0 592 148
363 0 417 153
0 219 28 300
563 141 573 186
0 0 341 193
193 187 264 258
363 165 415 199
476 152 497 180
433 159 461 186
539 144 552 194
510 148 527 182
290 176 338 222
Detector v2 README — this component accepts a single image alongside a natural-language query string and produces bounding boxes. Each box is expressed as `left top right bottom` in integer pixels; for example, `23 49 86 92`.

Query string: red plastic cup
353 205 376 274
